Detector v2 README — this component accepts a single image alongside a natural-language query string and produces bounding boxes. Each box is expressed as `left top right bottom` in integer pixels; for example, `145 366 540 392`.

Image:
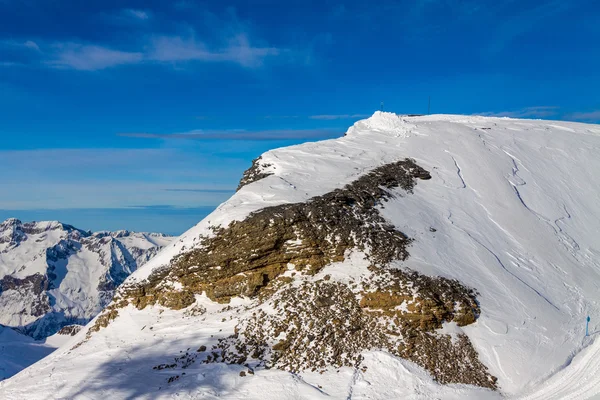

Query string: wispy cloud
32 30 283 71
123 9 150 20
4 8 287 71
23 40 40 51
565 110 600 122
0 61 23 67
0 148 244 209
119 128 341 140
147 33 280 68
1 39 39 49
164 188 234 193
264 115 299 120
47 43 143 71
309 114 370 120
476 106 559 119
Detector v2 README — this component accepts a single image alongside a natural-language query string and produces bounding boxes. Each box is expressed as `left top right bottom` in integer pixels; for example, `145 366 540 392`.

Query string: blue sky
1 0 599 234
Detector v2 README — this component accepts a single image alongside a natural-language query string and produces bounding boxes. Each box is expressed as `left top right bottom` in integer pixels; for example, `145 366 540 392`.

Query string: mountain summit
2 113 600 399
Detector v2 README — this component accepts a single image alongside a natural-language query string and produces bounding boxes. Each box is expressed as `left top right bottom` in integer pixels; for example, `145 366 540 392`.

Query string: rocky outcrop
94 158 496 389
236 156 273 191
56 324 82 336
123 159 430 308
0 274 51 319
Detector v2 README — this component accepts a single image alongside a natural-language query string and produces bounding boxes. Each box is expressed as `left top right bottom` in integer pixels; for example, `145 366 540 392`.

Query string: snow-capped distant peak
0 219 174 343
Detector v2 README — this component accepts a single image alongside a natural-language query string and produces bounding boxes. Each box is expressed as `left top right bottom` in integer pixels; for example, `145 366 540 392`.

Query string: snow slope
1 113 599 399
0 324 56 380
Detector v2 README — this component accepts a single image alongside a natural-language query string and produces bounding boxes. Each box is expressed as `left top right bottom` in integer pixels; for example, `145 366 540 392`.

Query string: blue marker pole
586 316 591 337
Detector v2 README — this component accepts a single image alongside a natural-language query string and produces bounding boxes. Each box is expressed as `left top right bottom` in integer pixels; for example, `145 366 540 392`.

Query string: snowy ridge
2 113 600 399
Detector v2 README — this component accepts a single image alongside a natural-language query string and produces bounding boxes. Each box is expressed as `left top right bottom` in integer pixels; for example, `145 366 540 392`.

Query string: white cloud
118 127 340 140
23 40 40 51
0 148 242 209
47 43 143 71
147 33 280 68
0 39 40 51
3 8 290 72
38 30 282 71
476 106 559 119
124 9 150 20
309 114 370 120
0 61 21 67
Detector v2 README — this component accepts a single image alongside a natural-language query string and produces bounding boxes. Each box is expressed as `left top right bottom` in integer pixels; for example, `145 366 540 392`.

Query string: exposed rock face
124 159 430 308
56 324 82 336
0 219 173 339
236 156 273 191
0 274 51 319
215 274 493 388
95 158 496 389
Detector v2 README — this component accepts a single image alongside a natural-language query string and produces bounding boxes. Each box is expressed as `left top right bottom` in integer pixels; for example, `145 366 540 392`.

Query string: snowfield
1 112 599 399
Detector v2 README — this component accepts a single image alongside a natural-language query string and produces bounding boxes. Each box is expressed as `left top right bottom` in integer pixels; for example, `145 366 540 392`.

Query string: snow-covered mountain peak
2 115 600 399
346 110 417 137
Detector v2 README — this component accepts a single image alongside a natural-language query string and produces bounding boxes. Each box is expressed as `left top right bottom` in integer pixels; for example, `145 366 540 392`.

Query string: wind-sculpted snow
2 113 600 400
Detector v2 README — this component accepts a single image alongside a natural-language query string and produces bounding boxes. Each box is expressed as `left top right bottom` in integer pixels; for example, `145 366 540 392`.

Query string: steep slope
0 219 173 339
1 113 599 399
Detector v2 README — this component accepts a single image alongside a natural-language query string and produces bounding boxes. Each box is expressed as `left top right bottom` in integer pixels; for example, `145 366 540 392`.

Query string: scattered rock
237 156 274 191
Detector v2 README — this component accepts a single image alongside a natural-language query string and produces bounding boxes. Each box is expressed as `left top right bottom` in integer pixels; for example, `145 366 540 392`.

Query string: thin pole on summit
428 96 431 115
380 101 384 112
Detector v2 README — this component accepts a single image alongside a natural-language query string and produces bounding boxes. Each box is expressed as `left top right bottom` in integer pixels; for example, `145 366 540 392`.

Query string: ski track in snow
345 366 360 400
504 151 582 262
446 211 560 312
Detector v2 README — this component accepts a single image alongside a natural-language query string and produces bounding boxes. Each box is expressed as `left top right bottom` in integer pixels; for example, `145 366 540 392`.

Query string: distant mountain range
0 218 173 340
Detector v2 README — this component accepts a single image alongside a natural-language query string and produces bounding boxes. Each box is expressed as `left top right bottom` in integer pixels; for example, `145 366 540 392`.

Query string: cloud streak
5 8 286 72
36 32 283 71
147 33 280 68
47 43 144 71
123 9 150 20
119 128 341 141
309 114 370 120
164 188 235 193
476 106 559 119
0 148 244 209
